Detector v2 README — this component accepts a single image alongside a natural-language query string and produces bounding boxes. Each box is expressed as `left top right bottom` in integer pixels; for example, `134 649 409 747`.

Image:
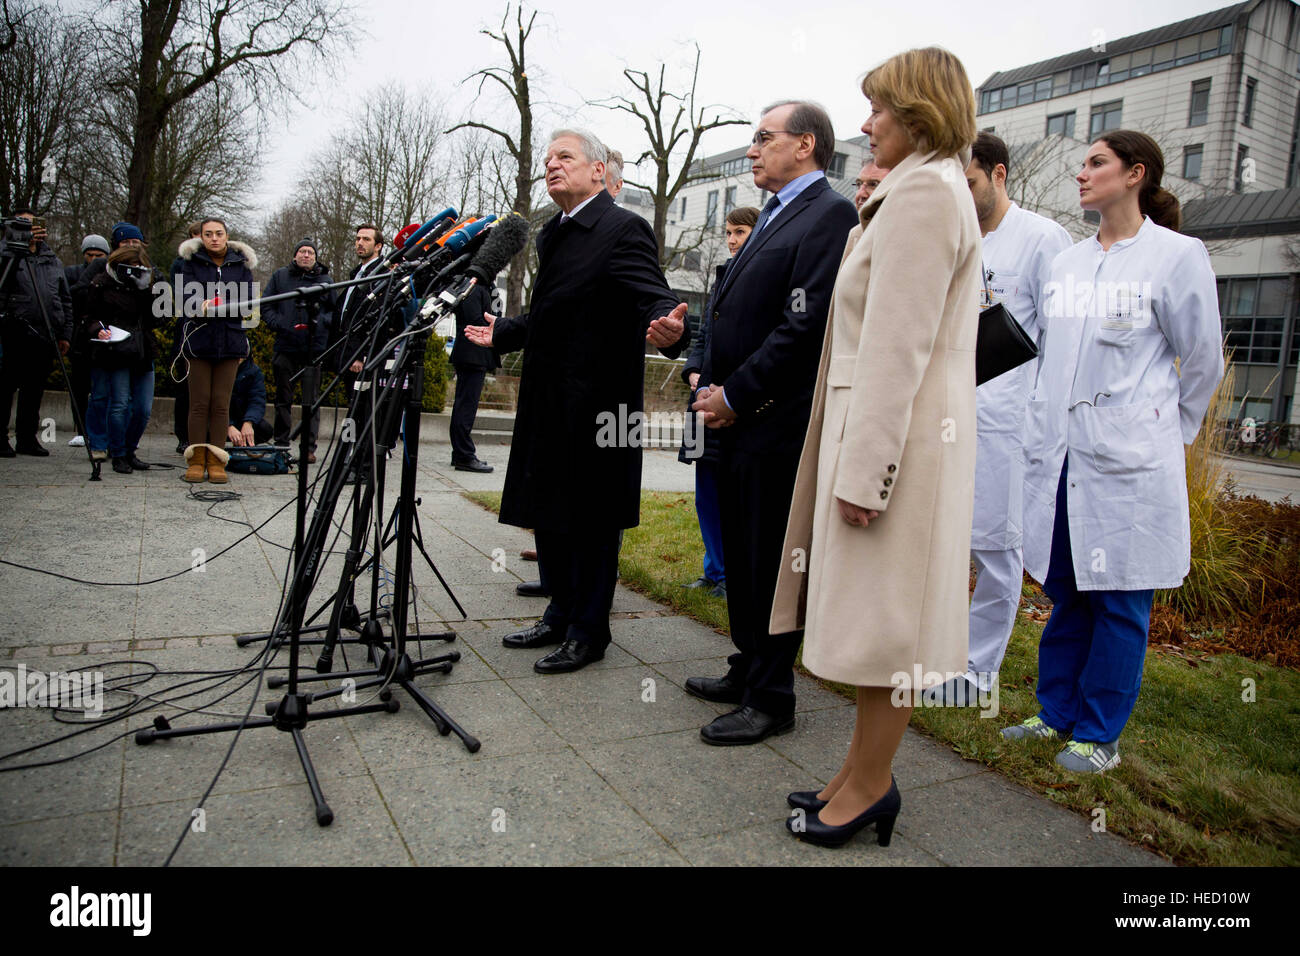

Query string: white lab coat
973 203 1074 550
1022 217 1224 591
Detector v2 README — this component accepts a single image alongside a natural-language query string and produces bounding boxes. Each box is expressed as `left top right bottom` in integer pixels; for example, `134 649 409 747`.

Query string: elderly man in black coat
466 128 688 674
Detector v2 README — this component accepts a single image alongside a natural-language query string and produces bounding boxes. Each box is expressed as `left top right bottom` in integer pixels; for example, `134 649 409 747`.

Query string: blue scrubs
1036 457 1154 744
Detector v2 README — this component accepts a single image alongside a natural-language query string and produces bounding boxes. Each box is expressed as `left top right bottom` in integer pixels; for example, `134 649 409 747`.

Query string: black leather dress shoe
683 576 716 589
700 706 795 746
684 674 743 704
16 443 49 456
787 790 829 812
534 639 605 674
516 580 550 597
453 457 493 473
128 455 150 471
787 776 900 848
111 456 133 474
502 621 561 649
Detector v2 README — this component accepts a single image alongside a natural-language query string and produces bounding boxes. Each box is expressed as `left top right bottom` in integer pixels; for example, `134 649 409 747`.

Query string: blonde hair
861 47 976 158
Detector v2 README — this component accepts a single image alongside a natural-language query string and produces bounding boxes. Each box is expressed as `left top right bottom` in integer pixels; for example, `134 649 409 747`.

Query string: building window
1090 100 1122 138
1035 77 1052 101
724 186 737 222
1151 41 1176 73
679 196 687 223
1183 144 1204 181
1235 144 1250 192
1189 79 1211 127
1217 276 1291 366
1017 82 1034 106
705 190 718 228
1046 111 1076 139
828 152 847 179
1243 77 1257 127
1129 47 1152 78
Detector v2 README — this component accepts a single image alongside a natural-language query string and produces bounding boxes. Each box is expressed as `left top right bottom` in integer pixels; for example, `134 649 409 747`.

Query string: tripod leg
401 682 481 752
291 727 334 826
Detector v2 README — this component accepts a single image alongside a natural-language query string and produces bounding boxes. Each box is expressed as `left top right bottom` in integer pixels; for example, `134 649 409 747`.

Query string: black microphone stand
133 284 401 827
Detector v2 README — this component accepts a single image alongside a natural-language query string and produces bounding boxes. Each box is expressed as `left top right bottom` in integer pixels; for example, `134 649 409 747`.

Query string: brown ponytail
1094 130 1181 231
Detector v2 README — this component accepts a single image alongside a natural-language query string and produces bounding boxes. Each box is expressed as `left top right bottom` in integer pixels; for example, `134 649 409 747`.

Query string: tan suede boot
183 445 207 482
206 444 230 484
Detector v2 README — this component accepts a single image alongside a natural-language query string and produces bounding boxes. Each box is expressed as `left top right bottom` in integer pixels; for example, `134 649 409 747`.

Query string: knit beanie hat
81 234 110 255
294 237 317 257
110 222 145 247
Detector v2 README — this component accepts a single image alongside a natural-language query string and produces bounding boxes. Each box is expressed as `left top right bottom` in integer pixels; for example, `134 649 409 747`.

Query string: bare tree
1 0 26 54
0 2 89 222
348 85 449 231
87 0 355 239
591 44 747 271
446 3 541 314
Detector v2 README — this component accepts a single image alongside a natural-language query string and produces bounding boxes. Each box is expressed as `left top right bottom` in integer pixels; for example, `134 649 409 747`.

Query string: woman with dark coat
177 217 258 483
678 206 759 598
83 246 165 474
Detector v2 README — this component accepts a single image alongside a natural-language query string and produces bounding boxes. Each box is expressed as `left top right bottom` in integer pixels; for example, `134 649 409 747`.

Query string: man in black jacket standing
0 211 74 457
264 238 336 462
465 128 688 674
449 282 499 473
689 101 859 744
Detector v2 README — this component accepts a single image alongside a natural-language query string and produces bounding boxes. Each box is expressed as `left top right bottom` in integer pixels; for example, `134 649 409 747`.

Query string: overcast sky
255 0 1234 211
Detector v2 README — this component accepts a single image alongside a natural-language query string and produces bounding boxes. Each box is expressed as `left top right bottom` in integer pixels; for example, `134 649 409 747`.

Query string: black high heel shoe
787 790 829 813
786 776 900 848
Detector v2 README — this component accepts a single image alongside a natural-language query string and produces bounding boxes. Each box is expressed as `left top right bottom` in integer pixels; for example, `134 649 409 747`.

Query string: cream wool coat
770 147 982 688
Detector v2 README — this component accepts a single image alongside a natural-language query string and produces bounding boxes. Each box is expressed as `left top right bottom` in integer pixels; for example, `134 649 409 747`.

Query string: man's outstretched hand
647 302 687 349
464 312 496 347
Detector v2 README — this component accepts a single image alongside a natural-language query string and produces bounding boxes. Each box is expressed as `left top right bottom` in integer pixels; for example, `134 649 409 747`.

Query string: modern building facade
977 0 1300 422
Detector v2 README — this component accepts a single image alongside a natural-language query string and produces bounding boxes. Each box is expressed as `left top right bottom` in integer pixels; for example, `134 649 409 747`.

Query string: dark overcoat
493 189 686 531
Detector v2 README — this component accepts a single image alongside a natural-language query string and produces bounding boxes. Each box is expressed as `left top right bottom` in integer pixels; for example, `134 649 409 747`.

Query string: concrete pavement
0 426 1166 867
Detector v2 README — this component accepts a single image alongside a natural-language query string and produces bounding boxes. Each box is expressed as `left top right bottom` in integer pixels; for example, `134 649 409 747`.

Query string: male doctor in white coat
927 132 1072 705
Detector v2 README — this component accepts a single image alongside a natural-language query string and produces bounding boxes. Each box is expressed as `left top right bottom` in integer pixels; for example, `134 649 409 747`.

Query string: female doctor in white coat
1004 130 1223 772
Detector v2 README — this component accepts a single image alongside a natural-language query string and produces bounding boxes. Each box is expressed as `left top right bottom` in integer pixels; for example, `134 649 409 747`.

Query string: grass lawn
464 489 1300 866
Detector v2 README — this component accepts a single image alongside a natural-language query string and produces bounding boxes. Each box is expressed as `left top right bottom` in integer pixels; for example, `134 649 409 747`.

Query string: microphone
381 207 458 266
466 212 529 285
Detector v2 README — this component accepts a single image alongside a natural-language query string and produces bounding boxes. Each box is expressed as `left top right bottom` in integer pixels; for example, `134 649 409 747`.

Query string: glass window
1219 277 1295 366
680 196 687 222
1130 47 1152 78
828 153 847 179
1176 36 1200 66
988 88 1001 111
1236 144 1250 192
1069 66 1083 93
1152 41 1176 72
1189 79 1211 127
1090 100 1122 138
1200 30 1220 57
1053 71 1070 96
1183 144 1204 180
1018 82 1035 105
1243 77 1257 127
1258 277 1289 316
1035 77 1052 101
705 190 718 228
1096 60 1109 84
1220 24 1233 56
1110 53 1131 73
1046 111 1076 138
724 185 737 219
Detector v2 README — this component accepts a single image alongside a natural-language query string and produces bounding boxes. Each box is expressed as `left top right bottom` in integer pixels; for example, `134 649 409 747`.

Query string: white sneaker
68 435 85 447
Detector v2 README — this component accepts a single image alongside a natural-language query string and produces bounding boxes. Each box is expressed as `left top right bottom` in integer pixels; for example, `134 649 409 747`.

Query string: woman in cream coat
771 47 982 848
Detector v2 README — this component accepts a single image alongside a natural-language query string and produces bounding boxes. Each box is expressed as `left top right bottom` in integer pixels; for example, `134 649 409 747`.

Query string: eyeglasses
751 129 794 146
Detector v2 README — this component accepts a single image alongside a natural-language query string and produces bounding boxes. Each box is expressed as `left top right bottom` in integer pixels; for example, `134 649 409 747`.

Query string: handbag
225 444 291 475
976 268 1038 386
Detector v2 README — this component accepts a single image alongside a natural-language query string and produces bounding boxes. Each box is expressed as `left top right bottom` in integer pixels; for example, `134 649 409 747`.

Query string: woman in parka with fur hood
176 217 258 483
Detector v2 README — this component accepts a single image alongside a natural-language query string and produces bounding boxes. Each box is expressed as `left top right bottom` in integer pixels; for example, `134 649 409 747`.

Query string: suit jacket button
884 477 893 486
713 311 719 320
880 490 889 500
887 464 897 473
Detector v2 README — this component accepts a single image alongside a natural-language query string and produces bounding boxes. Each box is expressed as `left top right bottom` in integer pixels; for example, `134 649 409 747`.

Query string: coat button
880 490 888 500
887 464 896 473
713 311 720 320
884 477 892 486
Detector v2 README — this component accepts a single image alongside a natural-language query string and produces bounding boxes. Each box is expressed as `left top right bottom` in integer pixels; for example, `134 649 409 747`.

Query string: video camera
1 216 34 258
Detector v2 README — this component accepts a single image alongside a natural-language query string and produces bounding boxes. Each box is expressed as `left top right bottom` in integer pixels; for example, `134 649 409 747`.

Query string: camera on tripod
1 216 34 258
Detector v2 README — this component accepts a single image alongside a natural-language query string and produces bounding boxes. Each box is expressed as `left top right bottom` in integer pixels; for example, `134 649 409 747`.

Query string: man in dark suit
335 224 385 482
448 282 499 472
690 100 859 744
465 128 688 674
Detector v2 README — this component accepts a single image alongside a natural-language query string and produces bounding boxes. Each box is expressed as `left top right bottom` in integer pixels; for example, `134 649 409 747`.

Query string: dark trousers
717 443 803 717
695 460 725 583
0 332 53 448
1036 457 1154 744
272 352 321 452
450 365 486 463
536 524 620 650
